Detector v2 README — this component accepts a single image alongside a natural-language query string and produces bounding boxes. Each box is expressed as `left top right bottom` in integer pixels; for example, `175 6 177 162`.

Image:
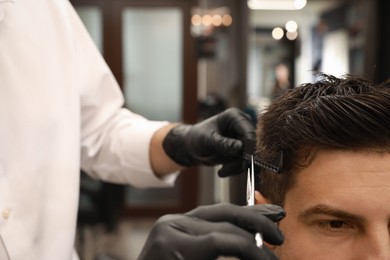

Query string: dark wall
376 0 390 82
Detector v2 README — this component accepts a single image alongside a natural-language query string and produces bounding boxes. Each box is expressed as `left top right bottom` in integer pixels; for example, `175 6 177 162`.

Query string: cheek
274 216 322 259
275 217 350 260
274 218 312 260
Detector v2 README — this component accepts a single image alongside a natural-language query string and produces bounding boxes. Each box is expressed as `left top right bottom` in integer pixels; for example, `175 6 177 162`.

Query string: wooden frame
71 0 199 217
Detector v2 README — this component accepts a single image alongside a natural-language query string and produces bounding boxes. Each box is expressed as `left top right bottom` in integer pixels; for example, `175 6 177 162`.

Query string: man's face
274 150 390 259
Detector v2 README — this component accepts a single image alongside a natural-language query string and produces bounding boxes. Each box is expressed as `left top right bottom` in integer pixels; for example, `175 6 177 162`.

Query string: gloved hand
137 203 285 260
162 108 255 177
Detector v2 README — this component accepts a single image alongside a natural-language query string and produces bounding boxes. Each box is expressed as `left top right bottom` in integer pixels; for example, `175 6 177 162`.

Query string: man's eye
329 220 344 228
318 220 353 231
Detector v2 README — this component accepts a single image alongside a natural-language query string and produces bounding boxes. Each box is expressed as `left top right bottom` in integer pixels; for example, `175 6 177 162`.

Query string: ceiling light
285 20 298 32
248 0 306 10
294 0 307 9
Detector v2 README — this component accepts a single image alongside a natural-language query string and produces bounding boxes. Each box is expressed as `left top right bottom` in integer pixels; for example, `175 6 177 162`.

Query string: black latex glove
162 108 255 177
137 203 285 260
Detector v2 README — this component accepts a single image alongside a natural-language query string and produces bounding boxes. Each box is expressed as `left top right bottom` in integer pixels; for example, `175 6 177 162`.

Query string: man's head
255 74 390 259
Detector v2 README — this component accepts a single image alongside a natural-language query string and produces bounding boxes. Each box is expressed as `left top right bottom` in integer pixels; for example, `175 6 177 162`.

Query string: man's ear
255 190 270 204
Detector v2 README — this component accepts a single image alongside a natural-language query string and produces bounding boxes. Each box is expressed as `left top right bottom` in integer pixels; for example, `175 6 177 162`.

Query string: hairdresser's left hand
162 108 255 177
137 203 285 260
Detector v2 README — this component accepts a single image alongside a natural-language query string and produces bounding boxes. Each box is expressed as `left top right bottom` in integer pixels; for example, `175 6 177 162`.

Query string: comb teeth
243 138 283 173
243 152 283 173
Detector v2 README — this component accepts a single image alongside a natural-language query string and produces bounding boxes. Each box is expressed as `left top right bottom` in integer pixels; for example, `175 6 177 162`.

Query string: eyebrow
299 204 365 222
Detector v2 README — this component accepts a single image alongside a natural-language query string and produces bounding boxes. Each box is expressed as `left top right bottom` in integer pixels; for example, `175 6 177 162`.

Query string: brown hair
256 74 390 205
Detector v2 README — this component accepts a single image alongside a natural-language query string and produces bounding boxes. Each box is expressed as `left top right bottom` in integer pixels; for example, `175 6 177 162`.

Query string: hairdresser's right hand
137 203 285 260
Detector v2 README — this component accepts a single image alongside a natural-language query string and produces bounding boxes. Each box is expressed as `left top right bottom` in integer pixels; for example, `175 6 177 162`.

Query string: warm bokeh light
212 14 222 27
202 14 212 26
191 14 202 26
272 27 284 40
222 14 233 26
190 7 232 37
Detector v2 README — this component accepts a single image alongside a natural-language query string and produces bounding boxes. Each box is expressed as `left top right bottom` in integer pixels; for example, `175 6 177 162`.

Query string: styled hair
256 74 390 205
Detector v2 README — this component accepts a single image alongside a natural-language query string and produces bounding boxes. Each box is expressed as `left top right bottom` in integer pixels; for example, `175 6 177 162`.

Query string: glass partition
122 8 183 122
122 7 183 207
76 6 103 53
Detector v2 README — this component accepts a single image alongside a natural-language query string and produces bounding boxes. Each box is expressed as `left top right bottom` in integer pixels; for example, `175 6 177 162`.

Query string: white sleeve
66 1 179 187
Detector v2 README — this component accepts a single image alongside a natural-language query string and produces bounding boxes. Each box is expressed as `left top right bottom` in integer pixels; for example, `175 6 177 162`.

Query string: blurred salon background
70 0 388 259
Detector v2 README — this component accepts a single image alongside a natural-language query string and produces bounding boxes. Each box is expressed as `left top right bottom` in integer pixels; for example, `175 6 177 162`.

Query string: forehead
285 150 390 214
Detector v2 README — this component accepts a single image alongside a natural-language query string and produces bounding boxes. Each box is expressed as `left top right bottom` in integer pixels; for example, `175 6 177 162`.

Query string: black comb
243 138 283 173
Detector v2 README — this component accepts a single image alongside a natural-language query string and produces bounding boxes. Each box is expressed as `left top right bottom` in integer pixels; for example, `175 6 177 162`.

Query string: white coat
0 0 177 259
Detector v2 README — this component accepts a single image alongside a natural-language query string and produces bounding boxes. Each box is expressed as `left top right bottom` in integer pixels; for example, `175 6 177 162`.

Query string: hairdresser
0 0 285 258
